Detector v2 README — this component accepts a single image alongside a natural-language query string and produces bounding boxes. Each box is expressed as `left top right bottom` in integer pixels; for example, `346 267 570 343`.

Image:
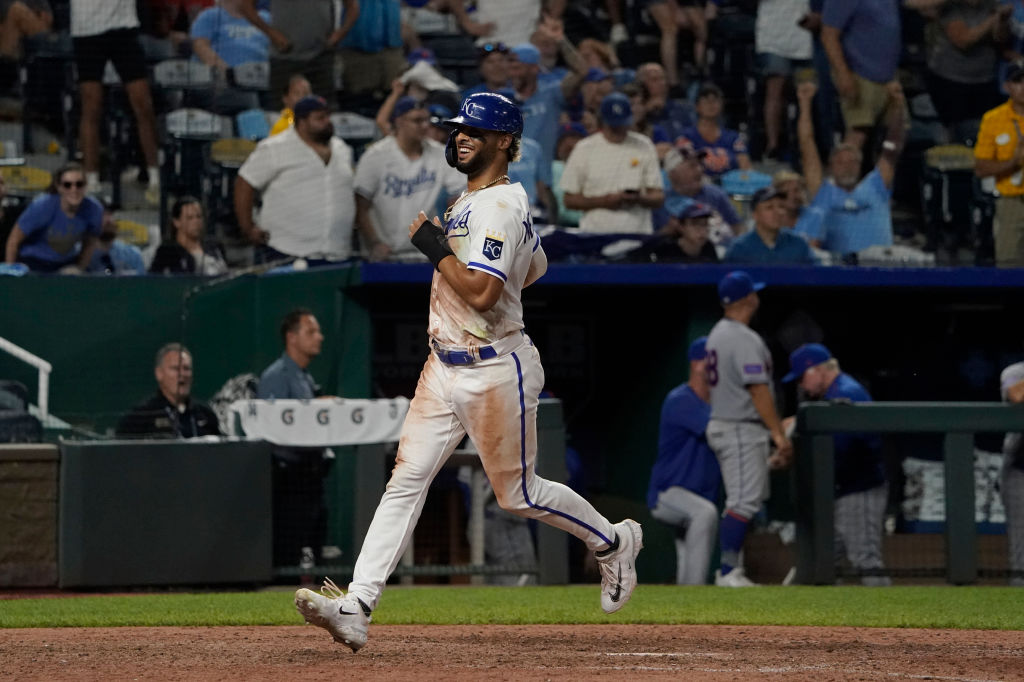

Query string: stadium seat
236 108 271 141
153 59 214 90
165 108 233 139
330 111 377 141
115 219 152 248
232 61 269 91
0 165 51 195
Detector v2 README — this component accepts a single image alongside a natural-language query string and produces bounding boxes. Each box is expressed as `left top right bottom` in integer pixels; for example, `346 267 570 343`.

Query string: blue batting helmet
443 92 523 167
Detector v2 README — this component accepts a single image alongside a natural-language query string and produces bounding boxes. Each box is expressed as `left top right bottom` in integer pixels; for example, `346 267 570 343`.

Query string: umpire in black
257 308 334 571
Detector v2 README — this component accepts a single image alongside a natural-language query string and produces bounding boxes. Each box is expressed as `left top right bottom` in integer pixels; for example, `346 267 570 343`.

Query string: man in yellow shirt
975 61 1024 267
270 74 313 136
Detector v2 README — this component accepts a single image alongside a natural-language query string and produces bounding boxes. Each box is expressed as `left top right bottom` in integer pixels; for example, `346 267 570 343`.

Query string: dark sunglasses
62 180 86 189
478 42 507 56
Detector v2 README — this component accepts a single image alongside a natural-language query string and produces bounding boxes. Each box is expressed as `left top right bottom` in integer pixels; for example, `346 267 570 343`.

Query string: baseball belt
431 330 528 366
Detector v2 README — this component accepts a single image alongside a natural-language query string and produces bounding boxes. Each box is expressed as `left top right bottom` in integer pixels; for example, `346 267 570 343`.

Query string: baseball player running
648 336 722 584
999 362 1024 586
295 92 643 651
781 343 890 586
705 271 792 587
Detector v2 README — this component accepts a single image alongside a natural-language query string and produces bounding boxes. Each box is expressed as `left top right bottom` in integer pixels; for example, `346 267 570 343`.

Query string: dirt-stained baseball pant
348 339 617 609
834 484 890 586
1002 461 1024 586
651 487 718 584
706 420 770 519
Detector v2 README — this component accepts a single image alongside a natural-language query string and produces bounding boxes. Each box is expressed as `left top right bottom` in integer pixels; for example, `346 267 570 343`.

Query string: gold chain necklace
443 174 510 223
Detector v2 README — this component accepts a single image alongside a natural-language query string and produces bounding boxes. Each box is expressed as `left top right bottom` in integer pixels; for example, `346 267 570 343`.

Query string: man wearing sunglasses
296 92 643 652
461 42 511 100
4 162 102 273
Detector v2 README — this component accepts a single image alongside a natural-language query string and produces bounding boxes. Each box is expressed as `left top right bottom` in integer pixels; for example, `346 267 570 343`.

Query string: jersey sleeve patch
482 231 505 261
743 364 764 374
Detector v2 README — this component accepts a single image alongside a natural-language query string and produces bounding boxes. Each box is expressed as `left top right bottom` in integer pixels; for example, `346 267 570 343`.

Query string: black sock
595 533 620 558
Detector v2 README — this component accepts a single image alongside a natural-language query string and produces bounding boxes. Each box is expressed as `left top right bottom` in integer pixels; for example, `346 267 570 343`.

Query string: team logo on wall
483 231 504 260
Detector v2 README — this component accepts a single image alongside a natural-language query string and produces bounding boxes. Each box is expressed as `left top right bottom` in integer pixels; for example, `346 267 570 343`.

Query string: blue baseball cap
557 121 587 141
718 270 765 304
688 336 708 362
510 43 540 65
407 47 436 65
585 67 612 83
677 202 713 220
391 96 424 121
293 95 329 119
428 103 454 127
782 343 832 383
599 92 633 127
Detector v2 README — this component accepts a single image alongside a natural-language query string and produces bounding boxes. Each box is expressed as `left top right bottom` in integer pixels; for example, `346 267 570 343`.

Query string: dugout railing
793 401 1022 585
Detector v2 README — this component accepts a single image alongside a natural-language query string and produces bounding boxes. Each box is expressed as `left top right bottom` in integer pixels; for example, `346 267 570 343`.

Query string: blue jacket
647 384 721 508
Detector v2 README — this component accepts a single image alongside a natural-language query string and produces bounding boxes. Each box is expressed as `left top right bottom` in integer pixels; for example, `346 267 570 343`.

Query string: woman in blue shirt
4 162 103 273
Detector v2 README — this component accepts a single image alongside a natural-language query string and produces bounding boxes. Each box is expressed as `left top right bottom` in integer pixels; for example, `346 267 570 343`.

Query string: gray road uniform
705 318 774 520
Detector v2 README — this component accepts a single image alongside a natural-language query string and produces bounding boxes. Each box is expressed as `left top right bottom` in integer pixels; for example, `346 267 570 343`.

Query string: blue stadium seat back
720 169 772 197
237 108 271 141
330 112 378 140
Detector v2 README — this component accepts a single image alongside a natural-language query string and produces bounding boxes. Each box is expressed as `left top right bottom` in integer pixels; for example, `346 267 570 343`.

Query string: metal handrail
0 336 51 418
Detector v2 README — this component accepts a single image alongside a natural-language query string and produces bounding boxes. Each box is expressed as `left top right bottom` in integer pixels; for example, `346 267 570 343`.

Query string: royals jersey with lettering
355 136 463 255
429 182 542 346
706 317 774 422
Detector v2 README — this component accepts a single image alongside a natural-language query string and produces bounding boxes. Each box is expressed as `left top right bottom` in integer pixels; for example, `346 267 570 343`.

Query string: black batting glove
411 220 455 271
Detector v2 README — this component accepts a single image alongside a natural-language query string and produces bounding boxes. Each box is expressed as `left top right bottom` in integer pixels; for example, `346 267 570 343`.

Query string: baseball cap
782 343 832 383
407 47 437 66
718 270 765 304
391 96 424 121
293 95 329 119
428 103 454 127
677 202 713 220
599 92 633 127
1009 60 1024 82
697 82 724 99
585 67 612 83
688 336 708 362
663 147 706 173
510 43 540 65
751 185 783 209
557 121 587 141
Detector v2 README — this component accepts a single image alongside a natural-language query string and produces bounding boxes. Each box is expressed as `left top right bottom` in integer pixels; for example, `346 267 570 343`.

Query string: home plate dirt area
1 624 1020 681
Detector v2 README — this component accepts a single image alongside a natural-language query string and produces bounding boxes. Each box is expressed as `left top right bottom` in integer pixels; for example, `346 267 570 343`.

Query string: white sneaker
294 577 370 652
596 519 643 613
714 567 757 587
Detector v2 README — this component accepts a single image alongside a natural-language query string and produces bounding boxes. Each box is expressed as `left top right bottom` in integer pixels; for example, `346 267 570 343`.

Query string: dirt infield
1 624 1021 681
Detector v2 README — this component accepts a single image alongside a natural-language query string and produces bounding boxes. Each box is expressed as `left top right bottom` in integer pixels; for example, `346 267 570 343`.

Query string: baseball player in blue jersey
648 336 722 585
295 92 643 651
999 362 1024 586
782 343 891 586
705 271 792 587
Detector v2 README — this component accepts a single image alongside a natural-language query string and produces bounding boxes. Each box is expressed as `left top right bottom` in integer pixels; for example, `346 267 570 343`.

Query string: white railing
0 336 50 419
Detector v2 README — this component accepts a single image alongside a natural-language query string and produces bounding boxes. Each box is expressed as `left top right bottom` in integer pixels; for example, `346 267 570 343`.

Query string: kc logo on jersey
482 231 504 260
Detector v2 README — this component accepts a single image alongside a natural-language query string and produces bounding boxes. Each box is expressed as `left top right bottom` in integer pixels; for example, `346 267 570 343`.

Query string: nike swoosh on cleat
339 608 360 615
610 566 621 602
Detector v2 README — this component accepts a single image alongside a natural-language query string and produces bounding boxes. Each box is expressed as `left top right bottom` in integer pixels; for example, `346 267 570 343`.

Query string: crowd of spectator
6 0 1024 274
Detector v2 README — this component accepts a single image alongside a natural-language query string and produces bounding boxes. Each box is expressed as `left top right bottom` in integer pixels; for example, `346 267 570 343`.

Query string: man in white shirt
354 97 463 261
560 92 664 235
235 95 357 264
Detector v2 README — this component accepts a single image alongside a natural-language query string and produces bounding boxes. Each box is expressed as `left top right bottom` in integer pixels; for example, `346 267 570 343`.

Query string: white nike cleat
714 567 757 587
294 577 370 652
596 519 643 614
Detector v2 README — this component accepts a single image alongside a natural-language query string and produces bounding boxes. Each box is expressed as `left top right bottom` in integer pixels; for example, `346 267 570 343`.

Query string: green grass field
3 585 1022 630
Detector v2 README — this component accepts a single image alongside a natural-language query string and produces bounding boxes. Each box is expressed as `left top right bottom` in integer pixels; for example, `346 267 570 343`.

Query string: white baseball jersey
429 182 541 346
354 137 463 256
